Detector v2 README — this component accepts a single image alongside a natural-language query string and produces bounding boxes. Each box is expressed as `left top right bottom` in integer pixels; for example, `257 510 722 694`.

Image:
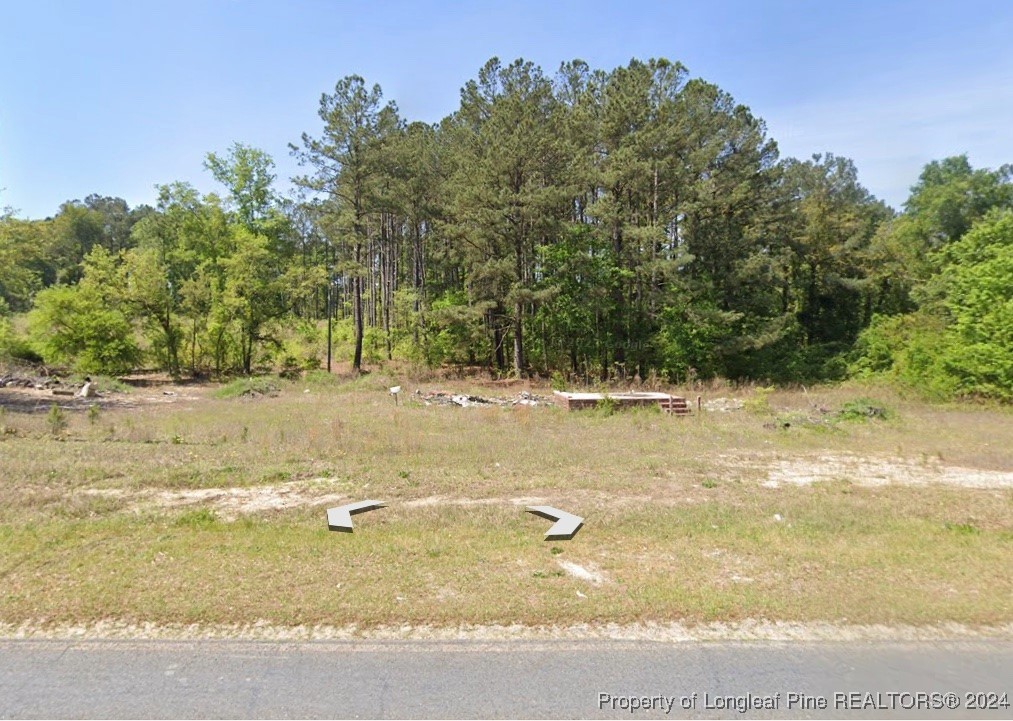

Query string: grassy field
1 371 1011 632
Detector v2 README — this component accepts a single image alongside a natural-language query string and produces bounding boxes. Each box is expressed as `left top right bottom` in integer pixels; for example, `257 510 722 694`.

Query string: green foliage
0 316 42 364
905 156 1013 245
744 386 776 414
943 522 979 536
214 377 280 399
937 211 1013 400
205 143 279 232
0 216 45 312
654 302 739 381
28 283 140 375
423 291 486 368
834 398 891 422
300 369 342 387
47 404 67 437
5 62 1010 400
593 395 619 417
853 210 1013 401
175 508 219 528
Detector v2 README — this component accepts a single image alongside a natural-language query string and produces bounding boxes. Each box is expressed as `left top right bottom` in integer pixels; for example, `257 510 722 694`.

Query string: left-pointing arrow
326 500 386 533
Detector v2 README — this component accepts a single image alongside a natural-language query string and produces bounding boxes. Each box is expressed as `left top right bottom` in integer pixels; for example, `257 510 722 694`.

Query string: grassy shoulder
0 376 1010 630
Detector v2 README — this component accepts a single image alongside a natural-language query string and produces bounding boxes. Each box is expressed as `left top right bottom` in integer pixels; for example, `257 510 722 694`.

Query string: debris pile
703 398 745 412
239 382 280 398
417 390 550 408
0 374 41 389
0 372 82 395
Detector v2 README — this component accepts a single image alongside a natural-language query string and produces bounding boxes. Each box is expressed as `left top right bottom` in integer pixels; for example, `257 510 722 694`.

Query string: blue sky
2 0 1011 218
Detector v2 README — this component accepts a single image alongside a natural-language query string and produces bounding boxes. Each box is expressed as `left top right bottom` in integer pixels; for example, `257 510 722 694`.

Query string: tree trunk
513 300 524 376
353 241 364 372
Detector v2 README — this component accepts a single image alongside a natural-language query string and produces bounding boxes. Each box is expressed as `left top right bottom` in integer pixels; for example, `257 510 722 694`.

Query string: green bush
0 318 43 364
744 386 775 414
850 211 1013 402
214 376 280 399
593 395 619 416
835 398 891 422
176 508 219 527
47 404 68 436
28 285 140 374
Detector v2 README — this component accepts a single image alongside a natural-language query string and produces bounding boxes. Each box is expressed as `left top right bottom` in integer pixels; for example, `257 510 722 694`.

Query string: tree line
1 57 1010 399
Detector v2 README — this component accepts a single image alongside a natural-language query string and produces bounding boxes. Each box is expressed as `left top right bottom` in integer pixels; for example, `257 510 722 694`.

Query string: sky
2 0 1012 219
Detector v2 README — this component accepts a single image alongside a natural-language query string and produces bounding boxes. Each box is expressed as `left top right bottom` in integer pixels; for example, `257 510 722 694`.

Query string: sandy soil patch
2 619 1010 642
762 453 1012 489
556 560 607 584
0 384 202 412
402 495 548 508
83 481 348 520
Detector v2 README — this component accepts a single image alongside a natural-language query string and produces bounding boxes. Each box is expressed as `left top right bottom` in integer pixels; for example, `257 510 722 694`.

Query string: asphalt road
1 638 1010 719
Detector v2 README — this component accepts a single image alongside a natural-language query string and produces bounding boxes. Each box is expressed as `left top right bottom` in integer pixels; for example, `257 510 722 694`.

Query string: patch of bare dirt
0 381 203 413
402 495 548 508
3 619 1010 642
758 453 1013 489
83 481 348 520
556 560 607 584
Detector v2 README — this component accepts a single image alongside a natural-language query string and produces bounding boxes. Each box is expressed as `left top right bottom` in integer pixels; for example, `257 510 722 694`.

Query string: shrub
47 404 68 436
214 377 280 399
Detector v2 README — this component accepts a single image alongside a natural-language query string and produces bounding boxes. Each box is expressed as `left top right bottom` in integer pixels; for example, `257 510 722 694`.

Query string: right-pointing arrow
526 505 584 541
326 500 386 533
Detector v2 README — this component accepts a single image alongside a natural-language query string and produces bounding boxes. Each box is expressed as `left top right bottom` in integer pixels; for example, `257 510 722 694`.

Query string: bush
835 398 891 422
28 285 140 374
214 377 280 399
744 386 776 414
850 211 1013 402
47 404 68 436
594 396 619 416
0 316 43 364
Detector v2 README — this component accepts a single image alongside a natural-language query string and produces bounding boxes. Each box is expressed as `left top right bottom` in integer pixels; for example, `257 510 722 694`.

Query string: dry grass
1 374 1011 630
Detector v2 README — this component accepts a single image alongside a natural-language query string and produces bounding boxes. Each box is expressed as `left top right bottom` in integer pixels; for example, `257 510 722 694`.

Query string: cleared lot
1 374 1010 634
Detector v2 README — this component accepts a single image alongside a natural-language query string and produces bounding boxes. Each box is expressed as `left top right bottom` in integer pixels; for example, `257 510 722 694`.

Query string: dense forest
1 58 1011 399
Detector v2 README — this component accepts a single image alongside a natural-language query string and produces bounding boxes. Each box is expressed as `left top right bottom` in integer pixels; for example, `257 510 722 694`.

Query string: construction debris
0 373 51 390
1 371 88 396
417 390 551 408
77 379 97 398
703 398 745 412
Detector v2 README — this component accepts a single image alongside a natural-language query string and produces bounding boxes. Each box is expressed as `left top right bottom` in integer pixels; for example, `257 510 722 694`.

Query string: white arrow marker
327 500 386 533
526 506 584 541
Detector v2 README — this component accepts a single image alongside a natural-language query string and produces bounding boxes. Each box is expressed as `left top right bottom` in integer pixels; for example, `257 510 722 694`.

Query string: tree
937 211 1013 399
905 156 1013 245
218 226 287 374
865 156 1013 314
853 158 1013 399
775 153 892 378
292 76 402 371
128 183 231 376
447 58 568 375
27 248 140 373
0 214 46 313
205 143 279 232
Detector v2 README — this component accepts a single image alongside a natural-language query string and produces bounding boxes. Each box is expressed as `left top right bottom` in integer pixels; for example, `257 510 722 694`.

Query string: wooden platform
553 390 691 414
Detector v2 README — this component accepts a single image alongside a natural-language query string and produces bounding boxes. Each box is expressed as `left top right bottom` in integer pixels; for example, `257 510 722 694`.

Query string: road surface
1 638 1010 718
